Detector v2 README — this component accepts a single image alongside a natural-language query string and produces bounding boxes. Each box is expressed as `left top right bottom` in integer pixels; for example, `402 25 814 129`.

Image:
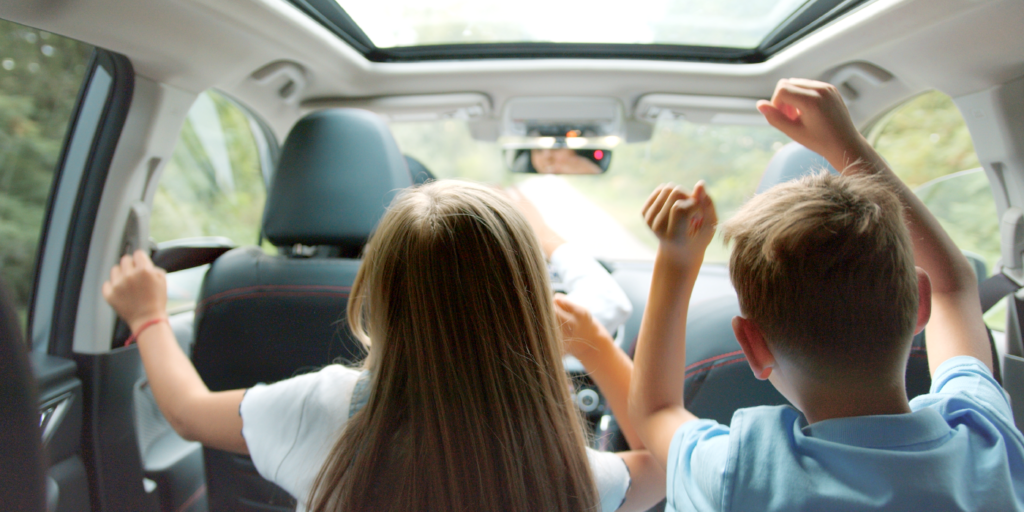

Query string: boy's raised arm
757 78 991 374
628 183 716 467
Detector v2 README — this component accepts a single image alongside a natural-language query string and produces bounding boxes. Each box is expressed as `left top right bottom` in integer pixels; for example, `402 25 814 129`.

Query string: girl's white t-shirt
240 364 631 512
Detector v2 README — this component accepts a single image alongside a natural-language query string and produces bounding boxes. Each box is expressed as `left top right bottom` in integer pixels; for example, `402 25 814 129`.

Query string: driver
504 187 632 335
531 148 604 175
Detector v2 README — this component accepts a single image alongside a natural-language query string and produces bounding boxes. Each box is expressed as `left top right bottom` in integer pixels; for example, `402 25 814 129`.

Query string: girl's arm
103 250 249 454
554 296 666 511
555 295 640 449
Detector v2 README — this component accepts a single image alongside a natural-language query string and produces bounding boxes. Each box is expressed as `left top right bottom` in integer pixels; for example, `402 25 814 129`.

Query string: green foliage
149 91 267 246
392 118 790 263
390 120 511 185
0 19 92 321
392 91 994 272
873 91 981 189
569 122 790 262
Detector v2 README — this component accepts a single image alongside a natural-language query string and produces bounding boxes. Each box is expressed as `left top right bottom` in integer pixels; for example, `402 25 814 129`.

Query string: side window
870 90 1001 329
151 90 271 312
0 19 93 329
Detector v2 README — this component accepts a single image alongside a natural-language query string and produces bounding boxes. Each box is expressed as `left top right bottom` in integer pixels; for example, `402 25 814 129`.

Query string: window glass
150 90 267 245
870 90 1000 329
0 19 93 327
390 118 790 262
340 0 811 49
151 90 268 312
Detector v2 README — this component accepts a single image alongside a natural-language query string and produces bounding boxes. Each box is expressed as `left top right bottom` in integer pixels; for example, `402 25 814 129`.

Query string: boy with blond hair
629 78 1024 510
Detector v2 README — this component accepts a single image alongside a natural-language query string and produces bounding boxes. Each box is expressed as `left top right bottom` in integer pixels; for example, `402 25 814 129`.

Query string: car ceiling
2 0 1023 138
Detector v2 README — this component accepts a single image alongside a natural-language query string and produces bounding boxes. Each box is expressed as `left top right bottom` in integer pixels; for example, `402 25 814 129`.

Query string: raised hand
101 250 167 332
756 78 877 173
641 181 717 269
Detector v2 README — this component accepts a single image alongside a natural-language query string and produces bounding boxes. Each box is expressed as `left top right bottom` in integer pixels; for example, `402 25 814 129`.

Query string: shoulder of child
240 364 363 499
911 355 1015 427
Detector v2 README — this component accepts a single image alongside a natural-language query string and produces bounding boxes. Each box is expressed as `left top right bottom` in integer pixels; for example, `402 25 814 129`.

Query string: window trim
30 49 135 355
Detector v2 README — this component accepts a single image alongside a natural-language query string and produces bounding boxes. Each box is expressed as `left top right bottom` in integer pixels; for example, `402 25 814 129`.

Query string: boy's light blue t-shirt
667 356 1024 511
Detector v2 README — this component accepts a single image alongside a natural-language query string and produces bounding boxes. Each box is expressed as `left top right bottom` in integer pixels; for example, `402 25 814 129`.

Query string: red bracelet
124 317 167 347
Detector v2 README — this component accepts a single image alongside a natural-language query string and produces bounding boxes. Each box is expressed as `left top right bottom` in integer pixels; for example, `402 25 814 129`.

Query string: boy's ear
914 267 932 335
732 316 775 380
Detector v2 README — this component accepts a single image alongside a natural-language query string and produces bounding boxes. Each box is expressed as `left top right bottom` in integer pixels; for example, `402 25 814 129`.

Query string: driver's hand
102 250 167 332
554 293 612 358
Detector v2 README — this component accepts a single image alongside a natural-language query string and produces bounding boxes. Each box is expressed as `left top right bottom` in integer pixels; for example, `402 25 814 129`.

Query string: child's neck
798 377 911 424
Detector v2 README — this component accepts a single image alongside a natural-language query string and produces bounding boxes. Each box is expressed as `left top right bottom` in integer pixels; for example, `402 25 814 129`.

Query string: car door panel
32 353 89 512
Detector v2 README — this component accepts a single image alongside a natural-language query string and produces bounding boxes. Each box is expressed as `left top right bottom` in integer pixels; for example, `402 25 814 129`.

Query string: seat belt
982 208 1024 313
981 272 1022 313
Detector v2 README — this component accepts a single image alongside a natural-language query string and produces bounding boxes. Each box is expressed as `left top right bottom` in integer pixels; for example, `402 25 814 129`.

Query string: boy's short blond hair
720 172 918 380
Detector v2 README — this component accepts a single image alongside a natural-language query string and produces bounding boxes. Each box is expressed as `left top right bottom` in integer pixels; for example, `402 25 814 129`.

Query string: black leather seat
0 278 46 511
191 109 413 511
405 154 436 185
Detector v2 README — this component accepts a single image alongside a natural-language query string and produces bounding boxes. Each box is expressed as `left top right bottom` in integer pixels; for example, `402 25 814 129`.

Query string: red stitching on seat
685 356 747 380
200 284 351 305
197 290 350 313
685 350 745 372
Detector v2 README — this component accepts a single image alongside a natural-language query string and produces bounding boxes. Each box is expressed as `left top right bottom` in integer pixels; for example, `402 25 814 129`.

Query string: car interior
1 0 1023 510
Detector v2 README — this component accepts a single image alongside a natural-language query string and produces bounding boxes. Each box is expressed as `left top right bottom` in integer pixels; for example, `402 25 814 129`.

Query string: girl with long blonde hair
103 180 663 512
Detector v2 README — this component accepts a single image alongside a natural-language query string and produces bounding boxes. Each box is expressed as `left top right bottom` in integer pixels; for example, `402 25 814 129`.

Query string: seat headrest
405 155 436 185
263 109 413 252
756 142 839 193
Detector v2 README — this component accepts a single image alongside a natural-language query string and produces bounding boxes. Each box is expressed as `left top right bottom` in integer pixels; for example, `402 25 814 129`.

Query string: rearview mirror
505 149 611 174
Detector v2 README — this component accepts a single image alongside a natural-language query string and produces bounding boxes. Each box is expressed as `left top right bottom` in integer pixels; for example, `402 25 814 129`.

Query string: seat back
192 109 413 511
0 278 46 511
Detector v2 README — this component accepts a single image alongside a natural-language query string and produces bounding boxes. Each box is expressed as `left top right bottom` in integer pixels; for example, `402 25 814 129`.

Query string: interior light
594 150 604 160
602 136 622 147
566 137 588 149
538 137 556 148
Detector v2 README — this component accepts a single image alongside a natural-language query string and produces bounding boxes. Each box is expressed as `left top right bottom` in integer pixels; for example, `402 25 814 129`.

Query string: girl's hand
554 294 612 358
756 78 875 173
101 250 167 332
641 182 717 269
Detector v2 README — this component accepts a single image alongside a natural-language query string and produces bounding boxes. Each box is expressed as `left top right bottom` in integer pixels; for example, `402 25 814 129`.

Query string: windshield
339 0 811 49
390 118 791 262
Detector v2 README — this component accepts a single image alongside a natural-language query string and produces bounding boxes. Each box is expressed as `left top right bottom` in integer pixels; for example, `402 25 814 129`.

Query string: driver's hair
719 172 918 381
307 180 598 512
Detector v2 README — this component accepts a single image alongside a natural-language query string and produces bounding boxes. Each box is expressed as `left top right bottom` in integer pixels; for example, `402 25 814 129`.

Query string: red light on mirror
594 150 604 160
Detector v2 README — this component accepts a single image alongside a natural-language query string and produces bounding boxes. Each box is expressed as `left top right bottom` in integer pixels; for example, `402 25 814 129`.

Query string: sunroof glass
336 0 812 49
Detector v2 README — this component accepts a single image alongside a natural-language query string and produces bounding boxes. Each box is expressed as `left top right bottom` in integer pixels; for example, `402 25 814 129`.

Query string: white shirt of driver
550 242 632 335
241 365 631 511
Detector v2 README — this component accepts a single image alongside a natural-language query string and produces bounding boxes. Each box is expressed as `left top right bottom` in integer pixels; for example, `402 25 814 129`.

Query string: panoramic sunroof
290 0 870 62
340 0 809 49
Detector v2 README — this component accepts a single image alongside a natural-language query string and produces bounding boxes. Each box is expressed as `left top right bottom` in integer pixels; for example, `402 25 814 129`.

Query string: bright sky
339 0 810 48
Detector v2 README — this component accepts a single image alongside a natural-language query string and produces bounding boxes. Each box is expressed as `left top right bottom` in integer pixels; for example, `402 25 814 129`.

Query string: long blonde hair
308 180 598 512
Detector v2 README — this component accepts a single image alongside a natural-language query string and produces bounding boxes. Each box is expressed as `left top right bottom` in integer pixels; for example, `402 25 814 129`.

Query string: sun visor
635 94 767 126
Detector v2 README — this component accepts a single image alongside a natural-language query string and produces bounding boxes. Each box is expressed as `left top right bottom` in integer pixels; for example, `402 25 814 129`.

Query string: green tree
149 91 267 246
0 19 93 324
